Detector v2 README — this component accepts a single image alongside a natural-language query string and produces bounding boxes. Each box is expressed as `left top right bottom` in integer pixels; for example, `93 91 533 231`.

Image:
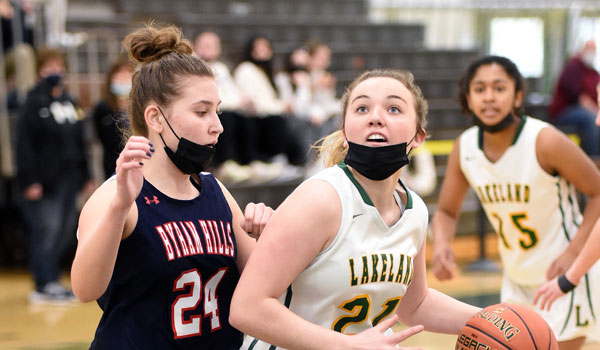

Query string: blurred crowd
1 7 440 298
5 0 599 304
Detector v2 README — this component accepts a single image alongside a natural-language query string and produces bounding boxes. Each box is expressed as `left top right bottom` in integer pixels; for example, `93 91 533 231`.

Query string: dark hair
458 55 526 115
284 46 310 74
35 47 65 75
123 23 214 137
241 35 276 90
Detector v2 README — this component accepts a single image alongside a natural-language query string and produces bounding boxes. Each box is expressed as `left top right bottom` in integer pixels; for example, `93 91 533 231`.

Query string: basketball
456 303 558 350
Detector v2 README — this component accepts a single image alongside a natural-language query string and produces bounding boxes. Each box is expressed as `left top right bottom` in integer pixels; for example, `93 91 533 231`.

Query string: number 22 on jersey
172 268 227 338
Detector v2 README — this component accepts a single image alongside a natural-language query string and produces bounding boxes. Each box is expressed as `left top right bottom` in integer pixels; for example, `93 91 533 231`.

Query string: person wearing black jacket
16 47 94 303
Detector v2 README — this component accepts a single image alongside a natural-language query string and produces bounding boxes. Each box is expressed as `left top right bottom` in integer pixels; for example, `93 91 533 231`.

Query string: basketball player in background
230 69 481 350
70 24 272 349
534 84 600 317
431 56 600 349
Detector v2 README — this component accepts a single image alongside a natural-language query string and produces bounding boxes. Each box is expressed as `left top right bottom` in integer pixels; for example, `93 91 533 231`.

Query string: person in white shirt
234 36 306 167
193 31 256 179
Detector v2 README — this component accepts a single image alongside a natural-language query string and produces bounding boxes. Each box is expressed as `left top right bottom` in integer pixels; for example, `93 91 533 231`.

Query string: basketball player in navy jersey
70 24 272 349
431 56 600 349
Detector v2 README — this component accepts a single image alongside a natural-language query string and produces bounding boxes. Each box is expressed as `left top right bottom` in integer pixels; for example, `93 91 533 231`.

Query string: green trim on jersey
556 182 573 243
559 273 595 336
566 183 581 229
511 115 527 145
560 291 576 335
477 115 528 150
398 180 413 209
584 274 596 321
339 162 373 206
337 162 413 209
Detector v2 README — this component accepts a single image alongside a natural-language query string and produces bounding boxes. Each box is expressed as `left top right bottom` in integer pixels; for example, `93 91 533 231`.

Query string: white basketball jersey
459 116 582 286
242 163 428 350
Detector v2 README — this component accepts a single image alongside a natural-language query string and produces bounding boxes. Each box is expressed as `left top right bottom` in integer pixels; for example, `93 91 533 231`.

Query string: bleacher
64 0 491 236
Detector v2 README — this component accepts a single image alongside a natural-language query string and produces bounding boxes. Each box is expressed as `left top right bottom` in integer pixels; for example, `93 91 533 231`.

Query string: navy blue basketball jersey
91 174 242 349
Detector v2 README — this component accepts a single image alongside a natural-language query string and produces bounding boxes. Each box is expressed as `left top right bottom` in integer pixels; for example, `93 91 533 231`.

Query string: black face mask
157 106 215 175
44 74 63 87
344 133 417 181
473 113 515 133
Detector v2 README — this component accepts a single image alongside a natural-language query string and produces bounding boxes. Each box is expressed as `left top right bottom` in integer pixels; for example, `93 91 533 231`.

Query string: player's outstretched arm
431 139 470 281
397 239 480 333
535 217 600 310
71 136 153 302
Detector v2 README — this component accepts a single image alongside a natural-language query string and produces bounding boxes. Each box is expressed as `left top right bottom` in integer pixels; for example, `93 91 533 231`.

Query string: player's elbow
71 272 105 303
71 281 102 303
229 292 254 333
229 302 246 332
71 284 96 303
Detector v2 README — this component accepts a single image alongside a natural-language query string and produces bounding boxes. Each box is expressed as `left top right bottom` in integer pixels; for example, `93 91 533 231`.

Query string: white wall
369 7 478 50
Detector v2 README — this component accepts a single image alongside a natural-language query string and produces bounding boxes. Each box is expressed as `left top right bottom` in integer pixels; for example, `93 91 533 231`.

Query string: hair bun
124 23 193 64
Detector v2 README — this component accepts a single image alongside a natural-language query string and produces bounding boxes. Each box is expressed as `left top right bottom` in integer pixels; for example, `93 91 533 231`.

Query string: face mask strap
406 129 421 156
156 105 181 140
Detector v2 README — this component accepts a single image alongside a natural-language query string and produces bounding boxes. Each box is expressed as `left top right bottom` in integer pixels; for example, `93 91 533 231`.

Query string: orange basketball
456 303 558 350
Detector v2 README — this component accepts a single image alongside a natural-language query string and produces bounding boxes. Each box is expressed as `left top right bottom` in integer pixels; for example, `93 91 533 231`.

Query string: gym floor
1 267 599 350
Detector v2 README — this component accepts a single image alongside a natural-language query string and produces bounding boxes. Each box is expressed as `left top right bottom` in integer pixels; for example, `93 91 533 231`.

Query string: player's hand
431 242 456 281
349 314 424 350
545 249 576 280
533 277 566 311
113 136 153 209
242 202 273 239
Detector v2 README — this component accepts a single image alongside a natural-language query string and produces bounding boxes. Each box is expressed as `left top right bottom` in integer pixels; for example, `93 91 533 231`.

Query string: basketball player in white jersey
534 84 600 315
230 69 481 350
431 56 600 350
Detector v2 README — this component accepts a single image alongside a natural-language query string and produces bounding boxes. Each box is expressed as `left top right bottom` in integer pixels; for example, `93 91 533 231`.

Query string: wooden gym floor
1 236 599 350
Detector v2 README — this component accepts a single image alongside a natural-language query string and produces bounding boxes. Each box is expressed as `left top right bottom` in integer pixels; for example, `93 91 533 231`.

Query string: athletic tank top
91 174 242 349
243 162 428 350
459 116 582 286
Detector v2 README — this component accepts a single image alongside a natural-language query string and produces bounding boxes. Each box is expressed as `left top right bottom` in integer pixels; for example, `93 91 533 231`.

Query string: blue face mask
110 82 131 98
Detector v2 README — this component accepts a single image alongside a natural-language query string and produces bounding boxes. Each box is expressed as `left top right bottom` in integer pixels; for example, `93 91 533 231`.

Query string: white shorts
501 261 600 342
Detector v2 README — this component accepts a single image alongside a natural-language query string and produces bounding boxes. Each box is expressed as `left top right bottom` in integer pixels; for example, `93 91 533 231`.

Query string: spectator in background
234 36 306 178
1 0 36 111
91 54 133 179
275 46 312 122
193 31 255 183
548 39 600 156
16 47 94 303
193 31 255 116
308 42 341 126
274 46 314 154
